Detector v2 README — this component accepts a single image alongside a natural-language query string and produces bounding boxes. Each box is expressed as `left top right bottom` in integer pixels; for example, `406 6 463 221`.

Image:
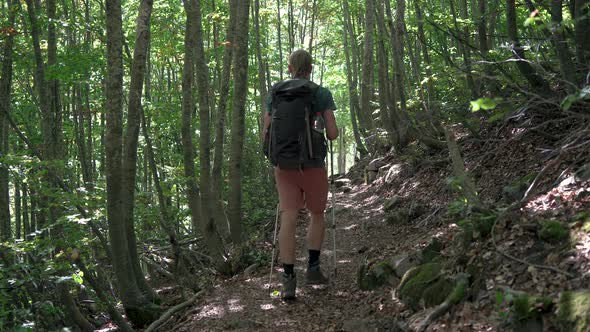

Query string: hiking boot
305 264 329 285
281 272 297 300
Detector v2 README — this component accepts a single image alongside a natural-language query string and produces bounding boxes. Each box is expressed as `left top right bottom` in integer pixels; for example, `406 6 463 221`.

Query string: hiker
262 49 339 300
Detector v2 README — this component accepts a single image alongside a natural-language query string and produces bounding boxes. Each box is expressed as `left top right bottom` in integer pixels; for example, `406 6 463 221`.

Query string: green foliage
557 290 590 332
538 220 569 243
470 97 503 112
561 86 590 111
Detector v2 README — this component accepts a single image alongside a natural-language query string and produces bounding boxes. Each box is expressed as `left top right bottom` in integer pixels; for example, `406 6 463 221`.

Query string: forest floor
154 115 590 332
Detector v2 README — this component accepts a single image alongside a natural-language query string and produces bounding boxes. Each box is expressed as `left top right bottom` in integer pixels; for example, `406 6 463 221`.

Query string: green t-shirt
267 79 337 115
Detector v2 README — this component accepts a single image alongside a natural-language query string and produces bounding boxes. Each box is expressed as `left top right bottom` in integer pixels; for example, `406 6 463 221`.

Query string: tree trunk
575 0 590 67
374 0 395 141
308 0 317 58
550 0 578 91
189 0 227 261
449 0 477 98
0 0 14 241
506 0 551 93
276 0 284 80
227 0 251 244
105 0 158 326
360 0 376 132
121 0 158 302
14 180 21 239
212 0 238 240
341 1 367 156
181 0 203 237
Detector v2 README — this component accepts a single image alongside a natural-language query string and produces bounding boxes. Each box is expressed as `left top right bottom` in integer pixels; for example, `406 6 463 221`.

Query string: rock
420 238 442 263
243 263 259 277
385 209 410 225
384 164 403 183
398 263 452 310
389 253 421 278
342 186 353 193
334 178 351 188
367 158 387 172
575 163 590 181
365 170 378 184
342 319 407 332
422 277 454 307
557 290 590 332
384 195 402 212
357 261 400 291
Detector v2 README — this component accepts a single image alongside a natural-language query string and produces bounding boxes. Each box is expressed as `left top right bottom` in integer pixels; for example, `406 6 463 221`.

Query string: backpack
264 78 327 169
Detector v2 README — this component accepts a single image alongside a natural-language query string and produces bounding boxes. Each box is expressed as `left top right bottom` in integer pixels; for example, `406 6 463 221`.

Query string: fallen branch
416 207 441 227
144 290 205 332
141 256 174 279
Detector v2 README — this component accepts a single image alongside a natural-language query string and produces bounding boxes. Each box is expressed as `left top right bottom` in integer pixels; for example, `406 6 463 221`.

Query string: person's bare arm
261 112 271 141
323 109 338 141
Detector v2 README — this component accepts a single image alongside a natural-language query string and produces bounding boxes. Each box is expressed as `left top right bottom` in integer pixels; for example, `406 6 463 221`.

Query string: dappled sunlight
343 224 358 230
260 303 276 310
196 304 225 319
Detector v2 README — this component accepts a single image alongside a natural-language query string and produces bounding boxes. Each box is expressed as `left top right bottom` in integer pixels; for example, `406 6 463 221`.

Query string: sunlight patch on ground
260 303 276 310
227 299 244 313
196 304 225 319
338 259 352 264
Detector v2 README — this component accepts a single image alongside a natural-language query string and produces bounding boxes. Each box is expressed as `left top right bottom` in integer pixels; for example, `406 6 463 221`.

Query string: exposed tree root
416 273 469 332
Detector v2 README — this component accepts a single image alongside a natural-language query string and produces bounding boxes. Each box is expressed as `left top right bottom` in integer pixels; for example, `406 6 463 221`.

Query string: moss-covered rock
423 277 454 307
390 253 421 278
557 290 590 332
357 261 399 291
421 238 442 263
538 220 568 243
398 263 451 310
385 208 410 225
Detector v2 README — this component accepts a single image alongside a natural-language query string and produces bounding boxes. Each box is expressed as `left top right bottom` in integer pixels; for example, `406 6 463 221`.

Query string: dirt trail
168 183 428 331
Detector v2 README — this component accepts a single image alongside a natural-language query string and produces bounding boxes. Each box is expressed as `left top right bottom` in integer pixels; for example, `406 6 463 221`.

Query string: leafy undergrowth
155 112 589 331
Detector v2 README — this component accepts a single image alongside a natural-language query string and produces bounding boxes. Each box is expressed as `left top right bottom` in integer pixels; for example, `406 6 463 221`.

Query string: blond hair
288 49 312 78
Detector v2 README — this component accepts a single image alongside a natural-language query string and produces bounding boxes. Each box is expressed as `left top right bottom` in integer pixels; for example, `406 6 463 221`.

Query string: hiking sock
308 250 320 268
283 263 295 276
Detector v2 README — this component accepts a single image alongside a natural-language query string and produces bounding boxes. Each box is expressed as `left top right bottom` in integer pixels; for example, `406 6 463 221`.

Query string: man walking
263 49 338 300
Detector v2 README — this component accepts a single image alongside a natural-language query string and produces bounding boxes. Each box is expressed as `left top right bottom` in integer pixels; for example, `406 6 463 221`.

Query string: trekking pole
268 202 280 295
330 140 337 278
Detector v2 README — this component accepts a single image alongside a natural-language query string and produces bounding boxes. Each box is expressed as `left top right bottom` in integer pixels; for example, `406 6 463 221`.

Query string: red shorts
274 167 329 214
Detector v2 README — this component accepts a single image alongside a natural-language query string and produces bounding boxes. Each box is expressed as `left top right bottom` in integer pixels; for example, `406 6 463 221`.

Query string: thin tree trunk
105 0 158 325
23 182 30 240
227 0 251 245
550 0 578 91
211 0 238 239
15 180 21 239
449 0 477 98
360 0 376 132
121 0 158 302
506 0 551 93
308 0 317 58
575 0 590 67
276 0 284 80
341 1 367 156
374 0 395 140
0 0 15 241
189 0 227 261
